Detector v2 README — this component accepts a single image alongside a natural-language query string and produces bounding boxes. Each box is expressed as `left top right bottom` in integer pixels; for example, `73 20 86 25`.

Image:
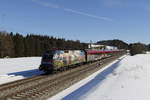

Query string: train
39 49 125 73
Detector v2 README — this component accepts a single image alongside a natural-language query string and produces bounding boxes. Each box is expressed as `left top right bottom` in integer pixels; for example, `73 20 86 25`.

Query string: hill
97 39 128 49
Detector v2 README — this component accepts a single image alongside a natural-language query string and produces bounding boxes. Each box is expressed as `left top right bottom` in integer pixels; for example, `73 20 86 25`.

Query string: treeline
1 31 150 57
0 31 88 58
97 39 150 56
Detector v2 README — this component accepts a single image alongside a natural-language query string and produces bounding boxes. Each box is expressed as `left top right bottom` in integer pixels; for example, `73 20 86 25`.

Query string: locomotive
39 49 123 73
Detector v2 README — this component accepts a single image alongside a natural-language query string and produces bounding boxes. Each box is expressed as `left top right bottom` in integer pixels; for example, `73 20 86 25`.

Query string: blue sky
0 0 150 44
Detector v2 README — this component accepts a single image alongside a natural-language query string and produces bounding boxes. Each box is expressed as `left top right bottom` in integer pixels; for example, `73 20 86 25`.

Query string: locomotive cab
39 50 54 73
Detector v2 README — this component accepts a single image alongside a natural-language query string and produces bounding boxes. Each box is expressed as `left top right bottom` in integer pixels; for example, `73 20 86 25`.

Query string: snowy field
0 57 43 85
50 54 150 100
1 54 150 100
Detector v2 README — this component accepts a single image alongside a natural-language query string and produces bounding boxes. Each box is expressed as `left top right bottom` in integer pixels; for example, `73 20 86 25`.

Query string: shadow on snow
62 59 122 100
8 69 43 77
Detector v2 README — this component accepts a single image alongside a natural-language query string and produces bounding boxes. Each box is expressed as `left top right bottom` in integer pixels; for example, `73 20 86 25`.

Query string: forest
1 31 150 58
0 31 87 58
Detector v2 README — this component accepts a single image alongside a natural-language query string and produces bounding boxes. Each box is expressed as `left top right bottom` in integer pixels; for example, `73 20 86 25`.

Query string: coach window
64 50 69 53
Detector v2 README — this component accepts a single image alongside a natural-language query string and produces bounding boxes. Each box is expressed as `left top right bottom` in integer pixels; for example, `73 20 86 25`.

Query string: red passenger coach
86 50 119 55
85 50 120 62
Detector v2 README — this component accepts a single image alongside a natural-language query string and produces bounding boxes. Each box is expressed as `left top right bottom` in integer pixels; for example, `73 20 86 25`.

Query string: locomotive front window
42 54 53 60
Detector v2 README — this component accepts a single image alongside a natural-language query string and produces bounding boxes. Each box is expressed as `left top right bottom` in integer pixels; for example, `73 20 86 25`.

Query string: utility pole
89 40 93 49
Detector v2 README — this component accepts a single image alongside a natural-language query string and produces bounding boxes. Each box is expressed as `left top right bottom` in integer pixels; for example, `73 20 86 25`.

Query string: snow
1 54 150 100
0 57 43 85
50 54 150 100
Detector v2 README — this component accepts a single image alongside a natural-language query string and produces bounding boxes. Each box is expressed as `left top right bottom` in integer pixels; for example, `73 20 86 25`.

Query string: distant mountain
97 39 129 49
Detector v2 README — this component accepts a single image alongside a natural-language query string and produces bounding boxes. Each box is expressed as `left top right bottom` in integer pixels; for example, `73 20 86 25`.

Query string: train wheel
44 70 53 74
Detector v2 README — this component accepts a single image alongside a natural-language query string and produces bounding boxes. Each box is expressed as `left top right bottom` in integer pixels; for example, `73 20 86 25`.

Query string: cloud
32 0 60 8
64 8 112 21
32 0 112 21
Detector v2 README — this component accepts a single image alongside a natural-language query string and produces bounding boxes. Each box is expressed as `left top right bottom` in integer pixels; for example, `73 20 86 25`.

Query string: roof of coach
85 50 119 54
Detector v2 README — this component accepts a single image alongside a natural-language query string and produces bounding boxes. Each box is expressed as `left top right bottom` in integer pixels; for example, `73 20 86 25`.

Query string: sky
0 0 150 44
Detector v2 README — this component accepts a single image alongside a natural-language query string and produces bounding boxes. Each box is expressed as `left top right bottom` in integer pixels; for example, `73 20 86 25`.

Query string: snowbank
0 57 43 85
80 54 150 100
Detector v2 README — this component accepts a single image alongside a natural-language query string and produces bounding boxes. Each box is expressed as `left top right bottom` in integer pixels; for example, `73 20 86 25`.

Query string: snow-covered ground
50 54 150 100
1 54 150 100
0 57 43 85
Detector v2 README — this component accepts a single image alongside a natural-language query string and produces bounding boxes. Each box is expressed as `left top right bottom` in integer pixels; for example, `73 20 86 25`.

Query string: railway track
0 54 124 100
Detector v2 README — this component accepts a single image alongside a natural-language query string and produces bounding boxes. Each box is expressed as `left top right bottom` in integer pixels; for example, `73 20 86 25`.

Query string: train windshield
42 51 54 60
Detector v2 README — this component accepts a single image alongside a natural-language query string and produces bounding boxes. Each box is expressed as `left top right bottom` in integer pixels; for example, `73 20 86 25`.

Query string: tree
129 43 147 56
148 44 150 51
0 31 14 57
12 33 25 57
